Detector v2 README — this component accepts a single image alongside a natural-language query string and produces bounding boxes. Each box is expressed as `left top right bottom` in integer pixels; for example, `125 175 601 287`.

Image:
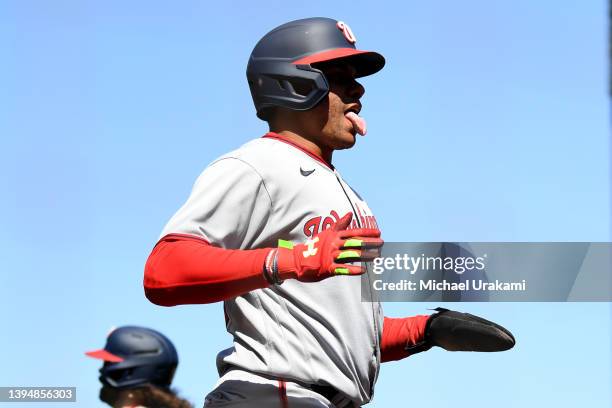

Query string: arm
380 315 429 363
144 158 274 306
144 213 382 306
144 233 272 306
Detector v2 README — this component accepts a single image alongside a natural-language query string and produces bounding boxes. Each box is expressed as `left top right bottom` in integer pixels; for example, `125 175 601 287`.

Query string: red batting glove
270 213 383 283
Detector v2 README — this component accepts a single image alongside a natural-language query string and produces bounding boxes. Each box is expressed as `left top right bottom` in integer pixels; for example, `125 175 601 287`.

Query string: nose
348 79 365 100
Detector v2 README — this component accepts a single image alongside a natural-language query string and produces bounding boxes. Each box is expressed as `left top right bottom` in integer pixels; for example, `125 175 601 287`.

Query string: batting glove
264 213 383 284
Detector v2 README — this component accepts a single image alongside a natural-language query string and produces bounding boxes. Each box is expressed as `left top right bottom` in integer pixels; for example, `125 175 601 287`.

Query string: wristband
263 249 277 285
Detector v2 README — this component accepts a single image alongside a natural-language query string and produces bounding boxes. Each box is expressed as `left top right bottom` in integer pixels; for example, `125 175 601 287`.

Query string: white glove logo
303 237 320 258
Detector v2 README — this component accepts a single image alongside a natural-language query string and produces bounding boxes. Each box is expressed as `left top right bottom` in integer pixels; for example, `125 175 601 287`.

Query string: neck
272 130 333 165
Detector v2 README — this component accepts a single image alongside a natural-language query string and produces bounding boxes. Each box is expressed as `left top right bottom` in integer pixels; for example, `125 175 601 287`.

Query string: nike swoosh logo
300 167 315 177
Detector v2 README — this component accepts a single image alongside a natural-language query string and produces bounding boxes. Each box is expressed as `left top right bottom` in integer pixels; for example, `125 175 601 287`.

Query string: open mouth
344 106 367 136
344 105 361 115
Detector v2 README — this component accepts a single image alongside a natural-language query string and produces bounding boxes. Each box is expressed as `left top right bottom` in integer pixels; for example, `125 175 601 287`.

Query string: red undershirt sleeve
380 315 430 363
143 233 272 306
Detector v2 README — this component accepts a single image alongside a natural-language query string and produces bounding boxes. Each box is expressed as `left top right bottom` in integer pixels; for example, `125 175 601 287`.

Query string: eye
326 72 353 85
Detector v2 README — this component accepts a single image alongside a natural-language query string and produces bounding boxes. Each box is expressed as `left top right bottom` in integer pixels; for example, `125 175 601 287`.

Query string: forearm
144 233 271 306
380 315 429 363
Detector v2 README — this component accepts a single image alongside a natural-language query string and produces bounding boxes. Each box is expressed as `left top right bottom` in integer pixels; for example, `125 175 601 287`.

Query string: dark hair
100 384 193 408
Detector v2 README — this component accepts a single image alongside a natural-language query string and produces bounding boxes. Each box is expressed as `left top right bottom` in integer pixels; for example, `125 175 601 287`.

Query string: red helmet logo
336 21 357 44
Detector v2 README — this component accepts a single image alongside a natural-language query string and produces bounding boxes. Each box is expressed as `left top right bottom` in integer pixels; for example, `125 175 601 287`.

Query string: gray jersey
161 135 383 405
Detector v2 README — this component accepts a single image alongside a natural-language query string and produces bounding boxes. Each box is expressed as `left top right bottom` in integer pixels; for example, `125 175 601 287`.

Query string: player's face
310 63 365 150
324 64 365 147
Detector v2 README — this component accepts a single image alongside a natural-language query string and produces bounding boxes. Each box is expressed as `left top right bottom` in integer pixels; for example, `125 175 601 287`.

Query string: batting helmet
247 17 385 120
85 326 178 389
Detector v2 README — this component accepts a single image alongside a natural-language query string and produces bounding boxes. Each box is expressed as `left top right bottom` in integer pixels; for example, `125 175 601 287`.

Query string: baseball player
144 17 514 408
85 326 193 408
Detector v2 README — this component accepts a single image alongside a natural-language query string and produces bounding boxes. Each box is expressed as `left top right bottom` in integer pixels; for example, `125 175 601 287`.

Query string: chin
332 137 355 150
340 132 357 148
324 129 356 150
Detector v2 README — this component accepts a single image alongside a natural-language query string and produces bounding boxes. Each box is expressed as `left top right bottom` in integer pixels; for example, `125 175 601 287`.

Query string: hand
273 213 383 283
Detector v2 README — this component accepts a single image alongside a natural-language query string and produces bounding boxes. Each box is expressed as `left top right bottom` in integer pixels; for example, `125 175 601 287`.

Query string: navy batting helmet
85 326 178 389
247 17 385 120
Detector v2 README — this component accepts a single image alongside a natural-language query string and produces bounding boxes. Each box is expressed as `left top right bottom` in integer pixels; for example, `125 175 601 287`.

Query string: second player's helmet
85 326 179 389
247 17 385 120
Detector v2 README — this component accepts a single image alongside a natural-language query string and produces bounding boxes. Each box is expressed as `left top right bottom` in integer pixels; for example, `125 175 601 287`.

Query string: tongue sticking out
345 111 367 136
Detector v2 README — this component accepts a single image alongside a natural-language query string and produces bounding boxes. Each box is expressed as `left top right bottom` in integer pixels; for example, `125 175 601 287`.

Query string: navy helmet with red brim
247 17 385 120
85 326 178 389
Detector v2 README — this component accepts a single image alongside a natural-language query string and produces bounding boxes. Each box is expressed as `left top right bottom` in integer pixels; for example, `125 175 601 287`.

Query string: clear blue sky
1 1 610 407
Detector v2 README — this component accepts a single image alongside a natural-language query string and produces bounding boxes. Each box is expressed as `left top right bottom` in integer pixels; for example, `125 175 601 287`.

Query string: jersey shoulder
215 137 326 177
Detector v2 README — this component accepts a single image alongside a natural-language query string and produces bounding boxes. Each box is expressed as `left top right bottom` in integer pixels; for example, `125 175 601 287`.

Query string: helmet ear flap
248 63 329 120
280 77 315 97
